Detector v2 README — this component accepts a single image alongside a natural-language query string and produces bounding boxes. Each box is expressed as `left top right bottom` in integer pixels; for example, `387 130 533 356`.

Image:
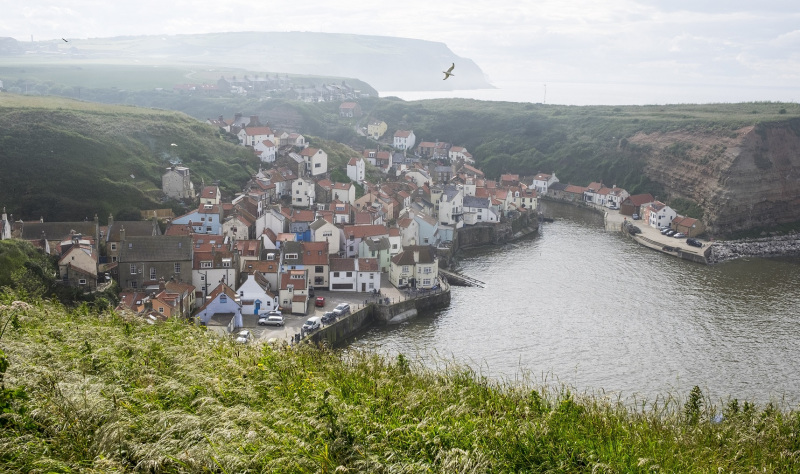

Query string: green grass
2 292 799 472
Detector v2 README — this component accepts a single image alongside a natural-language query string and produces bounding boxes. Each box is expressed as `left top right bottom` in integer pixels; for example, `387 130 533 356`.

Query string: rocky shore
708 234 800 264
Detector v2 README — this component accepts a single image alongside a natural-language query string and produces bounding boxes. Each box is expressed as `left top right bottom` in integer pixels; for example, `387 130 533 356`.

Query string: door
254 300 261 314
361 282 366 292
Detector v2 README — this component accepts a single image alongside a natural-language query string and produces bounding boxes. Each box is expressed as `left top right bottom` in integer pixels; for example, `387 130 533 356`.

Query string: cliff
629 119 800 236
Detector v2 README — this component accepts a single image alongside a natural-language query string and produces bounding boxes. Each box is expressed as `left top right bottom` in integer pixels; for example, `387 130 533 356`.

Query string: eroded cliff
629 119 800 236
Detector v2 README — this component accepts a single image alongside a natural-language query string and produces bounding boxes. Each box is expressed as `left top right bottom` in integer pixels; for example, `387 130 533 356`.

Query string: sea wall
307 284 451 347
456 211 538 250
708 234 800 263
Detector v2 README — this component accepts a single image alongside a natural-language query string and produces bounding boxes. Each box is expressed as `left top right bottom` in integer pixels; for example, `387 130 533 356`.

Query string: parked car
686 238 703 248
321 311 337 324
661 227 672 235
258 314 284 326
632 213 640 220
665 230 676 237
333 303 351 316
315 296 326 307
302 316 322 332
673 232 686 239
235 330 252 344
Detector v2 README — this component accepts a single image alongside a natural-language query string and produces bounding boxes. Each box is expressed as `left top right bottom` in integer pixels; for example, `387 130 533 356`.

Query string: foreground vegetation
2 290 799 472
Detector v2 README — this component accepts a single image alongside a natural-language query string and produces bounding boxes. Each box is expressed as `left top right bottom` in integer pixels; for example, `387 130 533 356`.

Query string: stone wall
708 234 800 263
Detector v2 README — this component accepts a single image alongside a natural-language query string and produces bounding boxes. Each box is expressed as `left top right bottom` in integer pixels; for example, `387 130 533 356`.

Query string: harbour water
348 201 800 407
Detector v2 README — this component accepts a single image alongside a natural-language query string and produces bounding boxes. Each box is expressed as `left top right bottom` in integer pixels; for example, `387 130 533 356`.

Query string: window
315 266 323 273
200 274 205 281
201 261 212 269
110 243 117 251
220 294 227 303
222 259 232 268
315 163 321 168
323 231 332 237
346 272 352 277
286 253 298 260
424 267 431 274
206 226 212 232
370 273 374 279
150 267 157 280
174 263 181 273
112 257 117 262
333 272 340 277
158 307 164 313
130 264 137 274
423 278 431 286
79 279 87 285
129 281 138 289
402 266 409 273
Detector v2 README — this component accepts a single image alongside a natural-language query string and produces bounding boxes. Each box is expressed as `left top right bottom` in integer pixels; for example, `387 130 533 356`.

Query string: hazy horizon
3 1 800 105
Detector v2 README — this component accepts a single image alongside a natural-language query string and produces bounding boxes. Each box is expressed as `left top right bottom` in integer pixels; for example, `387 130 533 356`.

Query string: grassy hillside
1 292 798 472
0 94 259 222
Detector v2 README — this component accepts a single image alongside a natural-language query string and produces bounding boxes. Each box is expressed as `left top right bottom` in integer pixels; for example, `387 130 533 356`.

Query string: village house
342 224 390 258
436 185 464 228
393 130 416 150
328 257 381 292
195 283 242 336
367 119 387 140
58 238 98 290
644 201 677 229
241 255 280 291
192 245 240 299
339 102 362 118
347 157 366 183
281 240 330 289
104 216 161 263
462 196 498 225
222 210 256 241
199 185 221 205
162 166 196 200
172 203 224 235
672 216 705 237
532 172 559 195
237 126 274 147
253 138 277 163
300 147 328 177
397 215 420 247
236 272 279 316
508 185 538 211
117 234 193 290
389 245 439 289
291 176 316 208
359 236 392 272
233 239 261 272
332 182 356 204
309 218 340 254
620 193 655 217
151 279 196 319
279 269 310 315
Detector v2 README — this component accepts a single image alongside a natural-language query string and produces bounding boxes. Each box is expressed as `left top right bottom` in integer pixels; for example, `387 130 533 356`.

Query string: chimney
159 278 166 292
108 213 114 230
119 226 126 243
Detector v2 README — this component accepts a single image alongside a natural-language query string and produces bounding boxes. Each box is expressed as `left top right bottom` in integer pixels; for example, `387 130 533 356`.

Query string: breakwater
708 234 800 263
306 282 451 347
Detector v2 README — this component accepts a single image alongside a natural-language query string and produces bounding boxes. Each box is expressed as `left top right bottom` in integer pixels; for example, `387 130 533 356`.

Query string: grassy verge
1 293 799 472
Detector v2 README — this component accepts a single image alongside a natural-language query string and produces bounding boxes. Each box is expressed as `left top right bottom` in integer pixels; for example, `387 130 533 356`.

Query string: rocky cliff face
629 119 800 236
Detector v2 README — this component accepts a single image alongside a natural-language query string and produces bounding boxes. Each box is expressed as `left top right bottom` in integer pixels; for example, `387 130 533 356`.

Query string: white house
300 147 328 177
347 157 365 183
195 283 243 335
646 201 677 229
532 172 559 195
437 185 464 227
278 269 310 315
237 126 274 147
236 272 278 316
394 130 416 150
462 196 498 225
254 139 277 163
292 177 316 208
309 218 340 254
328 257 381 292
332 182 356 204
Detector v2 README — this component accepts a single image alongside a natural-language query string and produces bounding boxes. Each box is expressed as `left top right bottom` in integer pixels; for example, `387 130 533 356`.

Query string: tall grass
1 292 799 472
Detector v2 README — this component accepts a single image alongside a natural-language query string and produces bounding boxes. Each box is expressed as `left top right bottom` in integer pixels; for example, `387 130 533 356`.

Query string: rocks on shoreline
708 234 800 264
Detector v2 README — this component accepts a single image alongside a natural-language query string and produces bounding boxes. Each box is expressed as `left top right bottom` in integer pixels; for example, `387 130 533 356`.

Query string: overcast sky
4 1 800 104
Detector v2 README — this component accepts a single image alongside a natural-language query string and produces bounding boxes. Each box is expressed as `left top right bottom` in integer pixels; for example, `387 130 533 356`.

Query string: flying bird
442 63 455 80
62 38 68 42
170 143 178 147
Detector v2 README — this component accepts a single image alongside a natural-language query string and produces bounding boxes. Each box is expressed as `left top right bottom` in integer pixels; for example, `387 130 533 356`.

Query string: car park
686 238 703 248
258 314 284 326
235 330 252 344
321 311 337 324
315 296 326 307
333 303 351 316
302 316 322 332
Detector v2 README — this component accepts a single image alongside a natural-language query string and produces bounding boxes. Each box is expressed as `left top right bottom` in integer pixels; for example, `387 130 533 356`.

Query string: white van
302 316 322 332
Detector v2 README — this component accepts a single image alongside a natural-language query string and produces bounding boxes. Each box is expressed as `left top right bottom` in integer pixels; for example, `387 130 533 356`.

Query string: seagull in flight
442 63 455 80
62 38 69 42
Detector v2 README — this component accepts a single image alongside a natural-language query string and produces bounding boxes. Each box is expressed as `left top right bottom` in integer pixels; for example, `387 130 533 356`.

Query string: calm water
349 201 800 407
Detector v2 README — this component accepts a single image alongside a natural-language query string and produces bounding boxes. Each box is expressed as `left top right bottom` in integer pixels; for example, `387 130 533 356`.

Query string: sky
3 1 800 105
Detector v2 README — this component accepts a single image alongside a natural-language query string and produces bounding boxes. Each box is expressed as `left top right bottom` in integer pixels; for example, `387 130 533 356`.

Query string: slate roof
118 236 192 262
391 245 436 265
463 196 490 208
106 221 160 241
19 221 97 240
